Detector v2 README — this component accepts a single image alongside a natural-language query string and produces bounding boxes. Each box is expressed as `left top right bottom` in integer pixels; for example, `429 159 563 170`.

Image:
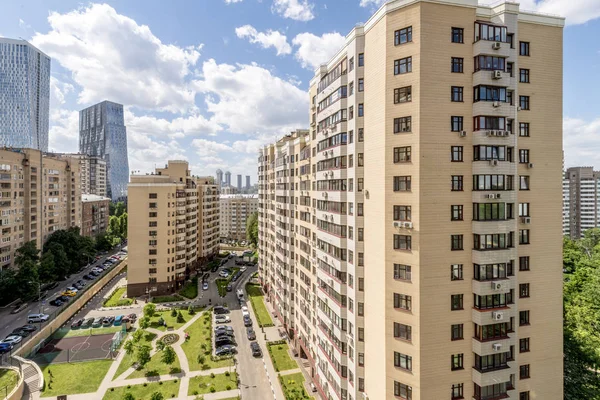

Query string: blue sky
0 0 599 181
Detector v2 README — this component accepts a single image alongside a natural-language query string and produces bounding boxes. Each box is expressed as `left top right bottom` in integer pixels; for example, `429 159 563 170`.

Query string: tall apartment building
224 171 232 187
0 148 80 270
258 1 564 399
79 101 129 201
562 167 600 239
216 169 224 188
0 38 50 152
245 175 251 189
81 194 110 237
127 161 219 297
54 153 107 197
236 174 242 191
219 194 259 241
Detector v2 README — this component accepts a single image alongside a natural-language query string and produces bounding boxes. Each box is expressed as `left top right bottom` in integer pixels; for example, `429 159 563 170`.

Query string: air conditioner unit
492 311 504 321
486 130 496 137
493 70 502 79
492 343 503 352
492 41 501 50
495 193 502 199
527 163 534 169
521 216 531 224
489 159 498 166
486 193 496 199
491 281 503 291
459 131 467 137
393 221 402 229
517 106 522 111
493 101 500 108
403 222 413 229
327 279 334 286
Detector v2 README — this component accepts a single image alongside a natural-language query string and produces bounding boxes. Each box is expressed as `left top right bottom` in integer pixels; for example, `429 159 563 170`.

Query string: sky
0 0 599 182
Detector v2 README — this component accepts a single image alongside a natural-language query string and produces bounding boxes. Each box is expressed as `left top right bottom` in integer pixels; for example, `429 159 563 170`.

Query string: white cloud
224 0 243 3
235 25 292 56
359 0 386 7
292 32 346 70
564 117 600 168
127 131 187 174
124 109 222 139
48 109 79 153
191 138 234 156
19 19 31 29
49 77 75 105
31 3 202 113
517 0 600 25
272 0 315 21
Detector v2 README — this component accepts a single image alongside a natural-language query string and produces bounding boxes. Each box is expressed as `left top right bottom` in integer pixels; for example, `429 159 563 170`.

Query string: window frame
519 41 530 56
394 26 413 46
451 86 464 102
394 146 412 163
451 146 463 162
394 86 412 104
451 353 464 370
451 205 464 221
394 57 412 75
451 264 464 281
451 324 464 340
394 264 412 281
451 57 464 73
451 294 464 310
451 116 464 132
519 68 530 83
394 116 412 133
451 27 464 43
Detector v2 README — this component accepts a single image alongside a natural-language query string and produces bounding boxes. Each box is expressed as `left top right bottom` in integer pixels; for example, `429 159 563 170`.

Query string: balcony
472 278 514 297
473 70 515 88
472 368 514 391
473 39 511 58
472 101 515 120
471 307 514 326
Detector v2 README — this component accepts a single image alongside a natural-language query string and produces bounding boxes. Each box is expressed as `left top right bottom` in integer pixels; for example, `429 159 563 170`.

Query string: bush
159 382 163 385
198 355 206 364
143 383 147 387
192 390 198 395
171 308 178 317
176 311 185 323
210 387 216 393
188 305 195 315
210 372 215 378
226 385 232 390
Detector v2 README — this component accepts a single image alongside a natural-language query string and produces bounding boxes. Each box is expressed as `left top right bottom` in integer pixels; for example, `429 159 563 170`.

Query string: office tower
258 1 564 399
219 194 258 241
224 171 231 187
81 194 110 237
0 38 50 151
216 169 224 187
0 148 81 271
127 161 219 297
245 175 251 189
79 101 129 201
562 167 600 239
237 174 242 191
54 153 107 197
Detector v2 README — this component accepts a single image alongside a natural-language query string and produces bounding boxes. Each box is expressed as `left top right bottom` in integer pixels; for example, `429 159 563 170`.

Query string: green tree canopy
160 345 176 367
246 211 258 246
136 344 151 367
14 240 39 267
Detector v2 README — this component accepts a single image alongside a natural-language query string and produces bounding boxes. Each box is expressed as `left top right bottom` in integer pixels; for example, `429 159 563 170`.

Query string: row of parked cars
70 313 137 329
0 325 38 352
212 302 262 357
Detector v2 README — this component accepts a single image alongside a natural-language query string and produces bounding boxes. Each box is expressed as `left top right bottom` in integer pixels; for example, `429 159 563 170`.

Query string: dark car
71 319 84 329
215 345 237 356
59 295 70 302
49 298 63 306
19 325 37 333
0 343 13 354
243 314 253 327
250 341 262 357
10 329 30 338
202 273 210 280
210 265 219 273
214 325 234 334
82 274 93 280
215 330 235 339
226 284 233 292
213 306 230 315
128 313 137 321
247 327 256 340
215 337 236 347
10 303 28 314
82 318 94 327
102 316 115 326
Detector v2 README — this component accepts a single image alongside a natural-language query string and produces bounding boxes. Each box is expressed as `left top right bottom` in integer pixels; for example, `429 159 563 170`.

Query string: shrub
188 305 195 315
159 382 163 385
143 383 148 387
171 308 178 317
210 387 216 393
177 311 185 323
127 385 131 389
226 385 232 390
210 372 215 378
225 371 230 377
110 388 114 392
192 390 198 395
198 355 206 364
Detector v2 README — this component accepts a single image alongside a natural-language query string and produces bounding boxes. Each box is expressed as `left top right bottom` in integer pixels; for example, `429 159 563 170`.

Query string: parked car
215 315 231 324
49 298 62 306
2 336 22 345
73 283 83 290
202 273 210 280
215 330 235 339
215 345 237 356
10 328 30 338
0 343 13 354
239 266 247 272
218 270 230 278
241 306 250 317
226 284 233 292
211 265 219 273
202 282 209 291
61 290 76 297
114 315 124 326
236 289 245 300
19 325 37 333
220 258 227 266
102 316 115 326
213 306 230 315
243 314 252 327
82 318 94 327
250 341 262 357
92 317 103 327
58 295 70 302
247 327 256 340
214 325 234 334
215 337 236 347
10 303 28 314
71 319 84 329
82 274 93 280
66 286 79 293
27 313 49 323
127 313 137 321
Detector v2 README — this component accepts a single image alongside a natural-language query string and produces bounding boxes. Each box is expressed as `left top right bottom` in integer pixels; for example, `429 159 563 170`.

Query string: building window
358 178 364 192
451 116 463 132
394 146 412 163
394 381 412 399
149 221 157 227
358 228 364 241
394 293 412 310
519 149 530 163
519 122 530 137
519 41 530 56
394 57 412 75
394 323 412 341
451 86 464 102
149 212 157 218
520 310 530 326
394 234 412 250
358 128 364 142
451 324 464 340
520 95 530 110
358 103 364 117
451 27 464 43
349 81 354 96
451 294 464 310
451 205 463 221
359 378 365 391
394 176 412 191
519 203 530 217
349 57 354 71
148 268 157 274
451 235 463 251
149 249 157 255
394 26 412 45
520 364 530 379
358 153 364 166
451 175 463 191
394 116 412 133
520 176 530 190
358 277 364 291
451 146 463 162
451 353 464 370
519 229 530 244
394 86 412 103
358 302 364 316
451 57 464 73
149 193 157 199
358 53 364 66
520 392 530 400
394 352 412 371
451 264 463 280
519 68 530 83
519 256 530 271
520 283 530 298
358 78 364 92
520 338 530 353
394 264 412 281
394 205 411 221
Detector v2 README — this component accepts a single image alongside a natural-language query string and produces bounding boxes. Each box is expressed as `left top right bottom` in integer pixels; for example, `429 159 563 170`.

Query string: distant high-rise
0 38 50 151
224 171 231 187
216 169 224 187
245 175 251 189
236 174 242 190
563 167 600 238
79 101 129 201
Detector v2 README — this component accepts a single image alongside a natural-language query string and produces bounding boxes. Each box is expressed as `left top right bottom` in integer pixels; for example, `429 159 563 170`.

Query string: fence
0 357 23 400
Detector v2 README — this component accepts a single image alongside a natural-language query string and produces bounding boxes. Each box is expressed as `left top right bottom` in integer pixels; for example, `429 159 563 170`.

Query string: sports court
29 330 123 364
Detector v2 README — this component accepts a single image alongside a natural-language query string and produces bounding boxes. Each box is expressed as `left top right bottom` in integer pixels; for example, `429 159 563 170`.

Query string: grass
103 287 133 307
102 379 180 400
216 268 240 297
187 372 238 395
128 348 181 378
0 368 19 396
179 277 198 299
54 325 123 339
246 284 274 327
41 360 112 397
149 310 193 331
279 372 312 400
181 311 234 371
113 330 157 380
151 295 184 303
267 342 297 372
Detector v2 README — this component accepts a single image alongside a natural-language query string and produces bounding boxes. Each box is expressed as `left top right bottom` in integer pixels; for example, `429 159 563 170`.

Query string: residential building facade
0 38 50 152
54 153 107 197
79 101 129 201
258 1 564 399
562 167 600 239
81 194 110 237
219 194 259 242
197 176 220 262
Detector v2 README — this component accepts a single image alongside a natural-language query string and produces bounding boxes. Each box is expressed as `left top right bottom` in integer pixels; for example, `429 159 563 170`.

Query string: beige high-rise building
258 1 564 399
219 194 259 242
127 161 220 297
0 148 81 270
81 194 110 237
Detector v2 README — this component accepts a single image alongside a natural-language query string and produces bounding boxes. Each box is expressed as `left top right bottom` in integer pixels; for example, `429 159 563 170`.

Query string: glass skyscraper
0 38 50 151
79 101 129 201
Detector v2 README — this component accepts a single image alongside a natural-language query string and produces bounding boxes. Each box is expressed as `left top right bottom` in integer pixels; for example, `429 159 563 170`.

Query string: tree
123 340 135 358
139 317 150 330
0 269 17 306
108 216 121 239
246 212 258 246
14 240 40 267
136 344 151 368
95 232 113 252
150 392 164 400
121 393 135 400
115 202 126 218
15 259 39 300
38 252 56 283
160 345 176 370
143 303 156 318
170 308 177 318
155 340 165 352
132 329 144 343
176 311 185 323
119 212 128 239
46 242 69 279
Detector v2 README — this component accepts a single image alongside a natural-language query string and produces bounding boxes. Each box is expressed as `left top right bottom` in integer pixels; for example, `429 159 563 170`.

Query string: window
474 264 512 282
394 323 412 341
520 176 529 190
358 153 364 166
520 338 530 353
473 145 509 161
349 57 354 71
359 278 364 291
474 233 514 250
358 128 364 142
149 249 157 255
394 26 412 45
149 193 157 199
474 85 506 102
394 293 412 310
519 229 530 244
394 381 412 399
473 202 511 221
394 146 412 163
519 68 530 83
474 22 507 42
520 392 530 400
394 57 412 75
519 310 530 326
519 41 530 56
451 205 463 221
394 86 412 103
358 178 364 192
519 283 530 298
358 78 364 92
451 354 464 370
520 364 530 379
451 235 463 251
520 95 530 110
519 122 530 137
507 62 514 77
349 106 354 120
394 352 412 371
451 146 463 162
357 203 363 216
149 268 157 274
358 103 364 117
394 235 412 250
451 175 463 191
451 264 463 280
349 81 354 96
519 149 530 163
394 264 412 281
451 27 464 43
519 256 530 271
358 53 364 66
394 176 412 191
451 324 464 340
149 221 157 227
394 116 412 133
451 294 464 310
149 212 157 218
451 116 463 132
519 203 530 217
358 327 364 341
358 228 364 241
451 57 464 73
394 205 411 221
473 116 507 131
474 55 506 71
451 86 464 102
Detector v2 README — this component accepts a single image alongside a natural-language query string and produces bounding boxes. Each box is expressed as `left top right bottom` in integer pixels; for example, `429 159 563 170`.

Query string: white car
1 336 22 345
202 282 209 290
28 313 49 323
240 266 247 272
219 270 230 278
241 307 250 317
66 287 78 293
215 315 231 324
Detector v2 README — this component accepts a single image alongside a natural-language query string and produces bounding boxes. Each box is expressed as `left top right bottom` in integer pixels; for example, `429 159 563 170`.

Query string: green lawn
151 295 184 303
267 342 297 372
181 311 234 371
128 348 181 378
0 368 19 396
102 379 180 400
149 310 194 331
41 360 112 397
188 372 238 395
179 277 198 299
246 284 274 327
103 287 133 307
279 372 312 400
113 331 157 380
56 325 123 339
